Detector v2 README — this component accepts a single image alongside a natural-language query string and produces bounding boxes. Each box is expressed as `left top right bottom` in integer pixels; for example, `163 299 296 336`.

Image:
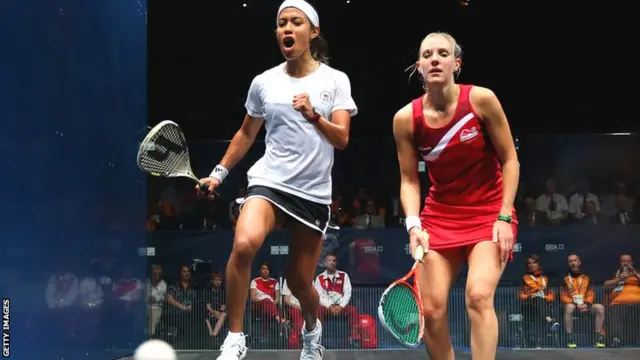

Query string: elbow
335 135 349 151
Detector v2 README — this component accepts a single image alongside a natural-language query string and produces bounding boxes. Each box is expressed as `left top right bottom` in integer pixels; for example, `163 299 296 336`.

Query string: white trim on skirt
240 195 331 235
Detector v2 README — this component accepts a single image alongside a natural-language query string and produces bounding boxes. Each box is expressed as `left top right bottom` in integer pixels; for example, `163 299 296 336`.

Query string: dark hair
260 262 270 270
212 271 223 279
310 26 330 65
525 254 541 269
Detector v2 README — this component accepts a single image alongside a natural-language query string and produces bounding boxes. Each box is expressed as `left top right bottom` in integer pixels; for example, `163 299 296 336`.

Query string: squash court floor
119 348 639 359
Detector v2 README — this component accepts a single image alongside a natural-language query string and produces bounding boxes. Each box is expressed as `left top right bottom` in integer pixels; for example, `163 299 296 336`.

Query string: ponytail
310 33 330 65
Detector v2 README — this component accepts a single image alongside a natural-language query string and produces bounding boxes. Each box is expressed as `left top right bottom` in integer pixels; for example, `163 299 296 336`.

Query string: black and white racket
137 120 217 196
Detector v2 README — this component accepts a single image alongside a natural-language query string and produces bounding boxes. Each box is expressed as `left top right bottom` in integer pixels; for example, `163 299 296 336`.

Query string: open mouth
283 37 295 48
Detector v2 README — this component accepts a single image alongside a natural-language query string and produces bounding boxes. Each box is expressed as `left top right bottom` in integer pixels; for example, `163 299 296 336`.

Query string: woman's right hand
409 228 429 261
196 177 221 199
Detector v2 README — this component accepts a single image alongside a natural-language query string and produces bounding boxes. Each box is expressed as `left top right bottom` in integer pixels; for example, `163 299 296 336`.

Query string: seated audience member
579 200 608 226
281 279 303 349
603 254 640 346
520 254 559 348
315 254 361 343
519 197 546 227
535 178 568 226
568 180 600 222
147 264 167 336
111 265 144 346
353 199 385 229
560 254 605 348
609 194 637 226
250 263 287 324
205 272 226 337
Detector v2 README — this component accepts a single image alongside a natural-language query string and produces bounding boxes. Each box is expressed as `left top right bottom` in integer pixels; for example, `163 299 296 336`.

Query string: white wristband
209 164 229 183
405 216 422 234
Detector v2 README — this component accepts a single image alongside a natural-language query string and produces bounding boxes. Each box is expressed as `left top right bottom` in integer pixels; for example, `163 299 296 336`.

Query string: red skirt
420 198 518 251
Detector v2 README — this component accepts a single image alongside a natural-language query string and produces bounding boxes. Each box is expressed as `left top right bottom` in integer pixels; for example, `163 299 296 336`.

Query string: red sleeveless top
412 84 517 249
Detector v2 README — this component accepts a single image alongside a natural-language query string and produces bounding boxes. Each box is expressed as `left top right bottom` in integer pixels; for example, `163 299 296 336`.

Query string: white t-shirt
244 62 358 204
281 280 300 307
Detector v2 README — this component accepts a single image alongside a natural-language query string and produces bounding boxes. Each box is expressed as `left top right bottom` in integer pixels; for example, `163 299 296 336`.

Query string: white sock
228 331 244 338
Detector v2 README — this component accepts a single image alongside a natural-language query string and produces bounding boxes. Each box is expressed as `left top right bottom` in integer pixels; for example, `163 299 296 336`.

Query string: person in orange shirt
520 255 559 348
560 254 606 348
603 254 640 346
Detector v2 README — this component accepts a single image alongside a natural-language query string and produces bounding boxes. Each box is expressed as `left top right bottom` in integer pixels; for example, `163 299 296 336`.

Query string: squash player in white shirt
197 1 357 359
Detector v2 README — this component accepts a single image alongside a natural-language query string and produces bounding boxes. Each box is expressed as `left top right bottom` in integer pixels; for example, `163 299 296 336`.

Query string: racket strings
381 283 422 345
139 125 193 176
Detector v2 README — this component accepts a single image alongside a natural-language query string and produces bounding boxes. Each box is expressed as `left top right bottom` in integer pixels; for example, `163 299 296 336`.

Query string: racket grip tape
199 183 220 198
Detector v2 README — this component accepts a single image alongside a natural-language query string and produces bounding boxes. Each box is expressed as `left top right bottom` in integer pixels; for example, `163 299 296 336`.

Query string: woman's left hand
493 219 514 263
293 93 316 120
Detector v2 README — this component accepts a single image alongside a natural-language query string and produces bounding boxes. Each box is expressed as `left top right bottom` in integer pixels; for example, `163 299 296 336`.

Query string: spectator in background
147 264 167 336
519 197 545 227
536 178 569 226
77 268 104 346
353 199 385 229
599 181 632 218
111 265 144 346
166 265 195 345
330 195 351 228
205 272 227 338
520 254 559 348
579 201 608 226
45 264 79 343
610 194 637 226
560 254 605 348
282 279 303 349
46 265 79 310
568 179 600 222
315 254 361 345
250 263 287 325
603 254 640 346
351 188 368 216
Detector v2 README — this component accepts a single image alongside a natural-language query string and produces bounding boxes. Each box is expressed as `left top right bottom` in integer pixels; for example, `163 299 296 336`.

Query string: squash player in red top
393 32 519 360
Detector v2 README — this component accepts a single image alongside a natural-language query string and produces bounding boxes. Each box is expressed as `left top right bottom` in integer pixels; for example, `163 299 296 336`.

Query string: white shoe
217 332 247 360
300 319 324 360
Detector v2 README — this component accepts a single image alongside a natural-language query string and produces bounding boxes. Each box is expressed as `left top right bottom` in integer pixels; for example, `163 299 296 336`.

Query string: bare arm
250 288 258 302
471 87 520 216
393 106 422 218
284 295 301 309
166 294 186 310
603 277 620 289
313 110 351 150
218 114 264 170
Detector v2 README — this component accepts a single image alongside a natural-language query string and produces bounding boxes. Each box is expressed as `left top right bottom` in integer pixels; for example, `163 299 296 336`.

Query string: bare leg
285 223 324 332
592 304 605 334
564 304 576 334
213 313 226 336
417 248 465 360
225 198 277 333
465 241 507 360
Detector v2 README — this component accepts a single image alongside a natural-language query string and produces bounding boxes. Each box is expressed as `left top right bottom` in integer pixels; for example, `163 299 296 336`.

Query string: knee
232 231 263 262
465 285 495 312
565 303 576 314
592 304 605 314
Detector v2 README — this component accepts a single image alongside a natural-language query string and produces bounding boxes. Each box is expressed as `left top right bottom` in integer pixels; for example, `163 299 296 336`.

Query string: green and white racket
378 232 428 347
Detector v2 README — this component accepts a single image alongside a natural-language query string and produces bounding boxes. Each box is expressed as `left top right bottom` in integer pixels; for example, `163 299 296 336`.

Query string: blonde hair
405 32 463 84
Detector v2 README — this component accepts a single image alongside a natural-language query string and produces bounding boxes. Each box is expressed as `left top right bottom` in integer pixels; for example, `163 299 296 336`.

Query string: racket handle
199 182 221 199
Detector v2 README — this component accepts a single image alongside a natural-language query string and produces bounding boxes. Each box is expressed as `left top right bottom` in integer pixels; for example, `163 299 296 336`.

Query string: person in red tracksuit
249 263 286 325
393 32 519 360
314 254 360 343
